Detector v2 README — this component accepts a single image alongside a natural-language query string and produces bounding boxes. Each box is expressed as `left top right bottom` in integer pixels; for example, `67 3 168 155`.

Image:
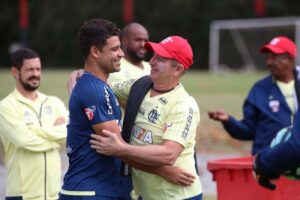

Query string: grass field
0 68 267 200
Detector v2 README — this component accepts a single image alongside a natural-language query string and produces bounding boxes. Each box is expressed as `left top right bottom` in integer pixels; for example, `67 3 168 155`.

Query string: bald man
108 22 151 83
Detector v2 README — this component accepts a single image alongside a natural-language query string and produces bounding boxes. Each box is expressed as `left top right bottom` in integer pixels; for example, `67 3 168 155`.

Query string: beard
19 75 40 91
127 48 145 62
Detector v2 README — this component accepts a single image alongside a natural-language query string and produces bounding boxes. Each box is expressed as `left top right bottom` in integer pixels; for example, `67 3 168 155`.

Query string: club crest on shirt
44 106 53 115
84 106 96 120
269 100 280 113
148 108 160 124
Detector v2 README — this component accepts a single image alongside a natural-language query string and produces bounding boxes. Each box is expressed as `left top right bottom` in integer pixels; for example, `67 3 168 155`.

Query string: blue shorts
59 194 128 200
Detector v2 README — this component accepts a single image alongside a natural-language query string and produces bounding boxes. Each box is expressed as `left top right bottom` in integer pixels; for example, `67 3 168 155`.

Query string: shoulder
250 75 273 92
172 86 199 112
0 91 16 108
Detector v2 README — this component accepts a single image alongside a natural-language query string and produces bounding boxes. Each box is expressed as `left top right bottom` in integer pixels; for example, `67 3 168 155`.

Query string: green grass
0 68 267 153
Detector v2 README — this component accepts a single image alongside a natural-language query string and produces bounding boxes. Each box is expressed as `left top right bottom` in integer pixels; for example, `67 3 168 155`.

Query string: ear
174 64 184 77
11 67 19 79
90 46 100 59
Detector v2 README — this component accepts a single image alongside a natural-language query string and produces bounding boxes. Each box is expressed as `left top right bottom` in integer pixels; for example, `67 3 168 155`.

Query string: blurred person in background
108 22 150 83
0 48 68 200
208 36 300 155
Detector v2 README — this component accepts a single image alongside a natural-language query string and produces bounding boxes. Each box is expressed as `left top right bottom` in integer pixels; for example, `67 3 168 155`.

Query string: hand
159 166 195 186
67 69 84 95
90 130 125 156
253 154 280 190
207 110 229 122
54 117 66 125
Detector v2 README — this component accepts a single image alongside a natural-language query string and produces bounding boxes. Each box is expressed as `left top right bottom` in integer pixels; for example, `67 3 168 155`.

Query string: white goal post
209 17 300 73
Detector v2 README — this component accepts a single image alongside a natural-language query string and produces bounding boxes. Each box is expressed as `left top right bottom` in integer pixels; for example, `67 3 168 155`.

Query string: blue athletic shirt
62 71 125 197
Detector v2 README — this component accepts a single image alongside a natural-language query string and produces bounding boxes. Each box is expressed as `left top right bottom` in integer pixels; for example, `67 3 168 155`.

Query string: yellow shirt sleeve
0 103 59 152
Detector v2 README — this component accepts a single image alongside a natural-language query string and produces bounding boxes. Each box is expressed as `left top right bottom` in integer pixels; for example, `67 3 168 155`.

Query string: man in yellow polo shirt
91 36 202 200
0 48 68 200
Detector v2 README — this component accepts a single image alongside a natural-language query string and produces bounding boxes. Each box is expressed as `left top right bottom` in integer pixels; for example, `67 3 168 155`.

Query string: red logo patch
84 106 96 120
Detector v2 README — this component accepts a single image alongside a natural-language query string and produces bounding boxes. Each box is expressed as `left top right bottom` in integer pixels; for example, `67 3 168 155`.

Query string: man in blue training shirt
60 18 131 200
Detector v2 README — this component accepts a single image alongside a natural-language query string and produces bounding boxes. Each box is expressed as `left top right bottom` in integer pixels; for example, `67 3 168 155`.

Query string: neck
152 83 179 93
16 86 38 101
276 74 294 83
84 62 108 82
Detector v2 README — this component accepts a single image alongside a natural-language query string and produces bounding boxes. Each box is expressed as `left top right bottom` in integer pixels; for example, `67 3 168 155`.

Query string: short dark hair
10 48 39 70
78 18 121 59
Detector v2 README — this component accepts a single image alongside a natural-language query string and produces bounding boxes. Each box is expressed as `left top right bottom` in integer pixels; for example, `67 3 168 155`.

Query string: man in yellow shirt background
0 48 68 200
108 22 151 83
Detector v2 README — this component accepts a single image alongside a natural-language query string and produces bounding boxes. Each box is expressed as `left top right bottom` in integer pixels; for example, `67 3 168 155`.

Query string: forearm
33 125 67 143
223 116 254 140
118 143 174 166
120 156 164 176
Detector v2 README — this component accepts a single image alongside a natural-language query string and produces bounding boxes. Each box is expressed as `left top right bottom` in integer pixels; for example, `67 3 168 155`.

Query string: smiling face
97 36 124 73
14 57 42 91
122 24 149 62
149 54 182 84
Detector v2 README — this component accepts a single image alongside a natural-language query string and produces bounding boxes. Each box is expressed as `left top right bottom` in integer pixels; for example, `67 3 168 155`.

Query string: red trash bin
207 156 300 200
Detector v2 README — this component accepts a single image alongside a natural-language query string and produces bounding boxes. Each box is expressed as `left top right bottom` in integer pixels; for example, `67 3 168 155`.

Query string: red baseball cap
260 36 297 58
145 36 193 69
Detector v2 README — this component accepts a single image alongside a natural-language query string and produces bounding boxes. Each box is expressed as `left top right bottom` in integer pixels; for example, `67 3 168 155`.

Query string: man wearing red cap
208 36 300 155
89 36 203 200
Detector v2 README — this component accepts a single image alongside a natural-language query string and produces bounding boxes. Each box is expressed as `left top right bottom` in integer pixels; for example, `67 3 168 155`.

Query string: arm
67 69 84 94
91 130 183 166
0 105 59 152
121 157 195 186
221 99 257 140
90 133 194 186
34 97 68 143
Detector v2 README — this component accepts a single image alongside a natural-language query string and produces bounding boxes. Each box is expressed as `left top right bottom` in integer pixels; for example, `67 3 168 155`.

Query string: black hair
78 18 121 59
10 48 39 70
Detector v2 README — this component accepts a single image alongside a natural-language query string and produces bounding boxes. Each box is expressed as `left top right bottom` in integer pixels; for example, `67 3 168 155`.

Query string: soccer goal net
209 17 300 73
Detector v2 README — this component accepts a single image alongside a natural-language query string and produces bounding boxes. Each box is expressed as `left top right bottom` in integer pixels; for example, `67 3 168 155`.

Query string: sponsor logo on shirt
104 86 113 115
66 145 72 155
84 106 96 120
158 97 168 105
148 108 160 124
24 111 34 125
132 125 153 144
138 107 146 116
181 107 193 140
164 122 173 132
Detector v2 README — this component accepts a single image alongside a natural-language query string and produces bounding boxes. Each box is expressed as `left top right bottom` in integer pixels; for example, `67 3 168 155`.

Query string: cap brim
145 42 173 59
260 45 286 54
